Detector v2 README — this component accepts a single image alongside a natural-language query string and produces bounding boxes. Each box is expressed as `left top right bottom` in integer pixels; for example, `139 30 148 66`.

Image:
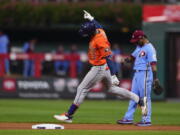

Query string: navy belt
135 70 147 72
93 64 106 66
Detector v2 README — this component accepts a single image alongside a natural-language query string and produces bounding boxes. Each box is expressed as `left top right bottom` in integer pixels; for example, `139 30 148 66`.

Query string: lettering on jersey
139 51 146 57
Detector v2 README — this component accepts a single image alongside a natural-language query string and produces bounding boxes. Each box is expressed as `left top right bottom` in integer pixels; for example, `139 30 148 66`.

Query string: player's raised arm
83 10 103 29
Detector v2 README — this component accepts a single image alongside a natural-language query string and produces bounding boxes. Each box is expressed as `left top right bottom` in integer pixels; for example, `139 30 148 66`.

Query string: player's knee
77 86 89 95
77 86 84 94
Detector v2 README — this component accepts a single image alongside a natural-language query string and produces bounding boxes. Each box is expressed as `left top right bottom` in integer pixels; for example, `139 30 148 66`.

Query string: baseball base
32 124 64 129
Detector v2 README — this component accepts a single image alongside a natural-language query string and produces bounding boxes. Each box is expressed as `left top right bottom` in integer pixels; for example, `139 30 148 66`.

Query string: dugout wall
143 22 180 99
166 32 180 98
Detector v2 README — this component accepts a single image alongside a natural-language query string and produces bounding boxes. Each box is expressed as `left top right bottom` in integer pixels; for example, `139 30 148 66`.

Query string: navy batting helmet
79 21 96 37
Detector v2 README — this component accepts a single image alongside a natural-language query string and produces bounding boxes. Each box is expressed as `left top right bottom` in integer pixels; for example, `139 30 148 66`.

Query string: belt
92 64 109 70
135 70 147 72
93 64 106 67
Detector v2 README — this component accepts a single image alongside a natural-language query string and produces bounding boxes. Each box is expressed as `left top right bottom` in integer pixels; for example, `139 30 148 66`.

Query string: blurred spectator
0 30 10 75
112 43 122 77
68 44 83 78
54 45 69 76
23 38 37 77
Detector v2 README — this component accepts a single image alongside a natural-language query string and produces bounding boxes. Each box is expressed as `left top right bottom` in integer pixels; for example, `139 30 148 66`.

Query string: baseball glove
152 79 164 95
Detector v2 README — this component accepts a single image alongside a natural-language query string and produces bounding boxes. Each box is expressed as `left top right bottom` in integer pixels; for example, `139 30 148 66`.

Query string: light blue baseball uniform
123 42 157 122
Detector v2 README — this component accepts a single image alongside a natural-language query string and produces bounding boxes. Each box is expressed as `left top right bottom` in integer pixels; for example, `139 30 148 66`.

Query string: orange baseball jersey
88 29 112 66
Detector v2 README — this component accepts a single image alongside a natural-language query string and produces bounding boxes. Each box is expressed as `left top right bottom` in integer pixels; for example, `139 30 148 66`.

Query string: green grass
0 99 180 135
0 99 180 125
0 130 180 135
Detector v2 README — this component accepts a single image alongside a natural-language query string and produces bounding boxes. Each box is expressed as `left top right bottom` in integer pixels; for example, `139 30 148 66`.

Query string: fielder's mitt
152 79 164 95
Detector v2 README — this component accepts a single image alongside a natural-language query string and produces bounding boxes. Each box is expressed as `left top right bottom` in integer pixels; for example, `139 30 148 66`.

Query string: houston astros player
54 11 145 123
117 30 159 126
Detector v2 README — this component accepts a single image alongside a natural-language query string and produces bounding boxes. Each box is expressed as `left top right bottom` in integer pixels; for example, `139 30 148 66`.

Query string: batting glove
83 10 94 21
111 75 120 86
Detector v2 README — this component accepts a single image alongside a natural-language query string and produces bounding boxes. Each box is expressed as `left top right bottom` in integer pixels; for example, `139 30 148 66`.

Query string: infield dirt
0 123 180 131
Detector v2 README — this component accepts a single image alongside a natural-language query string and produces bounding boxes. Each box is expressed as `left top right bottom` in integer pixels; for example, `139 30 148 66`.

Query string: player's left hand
83 10 94 21
152 79 164 95
111 75 120 86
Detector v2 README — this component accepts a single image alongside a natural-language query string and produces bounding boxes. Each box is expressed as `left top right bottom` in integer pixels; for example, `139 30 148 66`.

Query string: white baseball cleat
141 97 148 116
54 113 73 123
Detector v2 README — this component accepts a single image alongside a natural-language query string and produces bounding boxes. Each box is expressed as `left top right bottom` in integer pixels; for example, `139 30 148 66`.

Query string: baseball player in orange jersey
54 10 145 123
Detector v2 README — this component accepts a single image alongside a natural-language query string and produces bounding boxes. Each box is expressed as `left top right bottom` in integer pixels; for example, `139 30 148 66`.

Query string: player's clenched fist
111 75 120 86
83 10 94 21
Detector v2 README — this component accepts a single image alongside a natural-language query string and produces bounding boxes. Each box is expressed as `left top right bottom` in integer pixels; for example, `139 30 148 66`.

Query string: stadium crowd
0 31 134 79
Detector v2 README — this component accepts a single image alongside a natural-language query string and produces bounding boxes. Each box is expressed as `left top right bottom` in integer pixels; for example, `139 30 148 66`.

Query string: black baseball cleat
135 121 152 127
117 119 133 124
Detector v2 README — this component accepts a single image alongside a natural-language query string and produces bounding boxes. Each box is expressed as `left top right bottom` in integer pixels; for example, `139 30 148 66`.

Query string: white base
32 124 64 129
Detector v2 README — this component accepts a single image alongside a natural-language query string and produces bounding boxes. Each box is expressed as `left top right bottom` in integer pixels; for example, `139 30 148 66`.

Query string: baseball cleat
138 97 148 116
54 113 73 123
135 121 151 127
117 119 133 124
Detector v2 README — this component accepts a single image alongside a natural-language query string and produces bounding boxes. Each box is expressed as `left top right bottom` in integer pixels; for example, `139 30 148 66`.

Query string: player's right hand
124 57 131 63
124 56 135 63
111 75 120 86
83 10 94 21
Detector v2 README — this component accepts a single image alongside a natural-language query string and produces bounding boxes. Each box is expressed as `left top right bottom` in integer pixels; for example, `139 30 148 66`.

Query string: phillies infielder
54 11 145 123
117 30 159 126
